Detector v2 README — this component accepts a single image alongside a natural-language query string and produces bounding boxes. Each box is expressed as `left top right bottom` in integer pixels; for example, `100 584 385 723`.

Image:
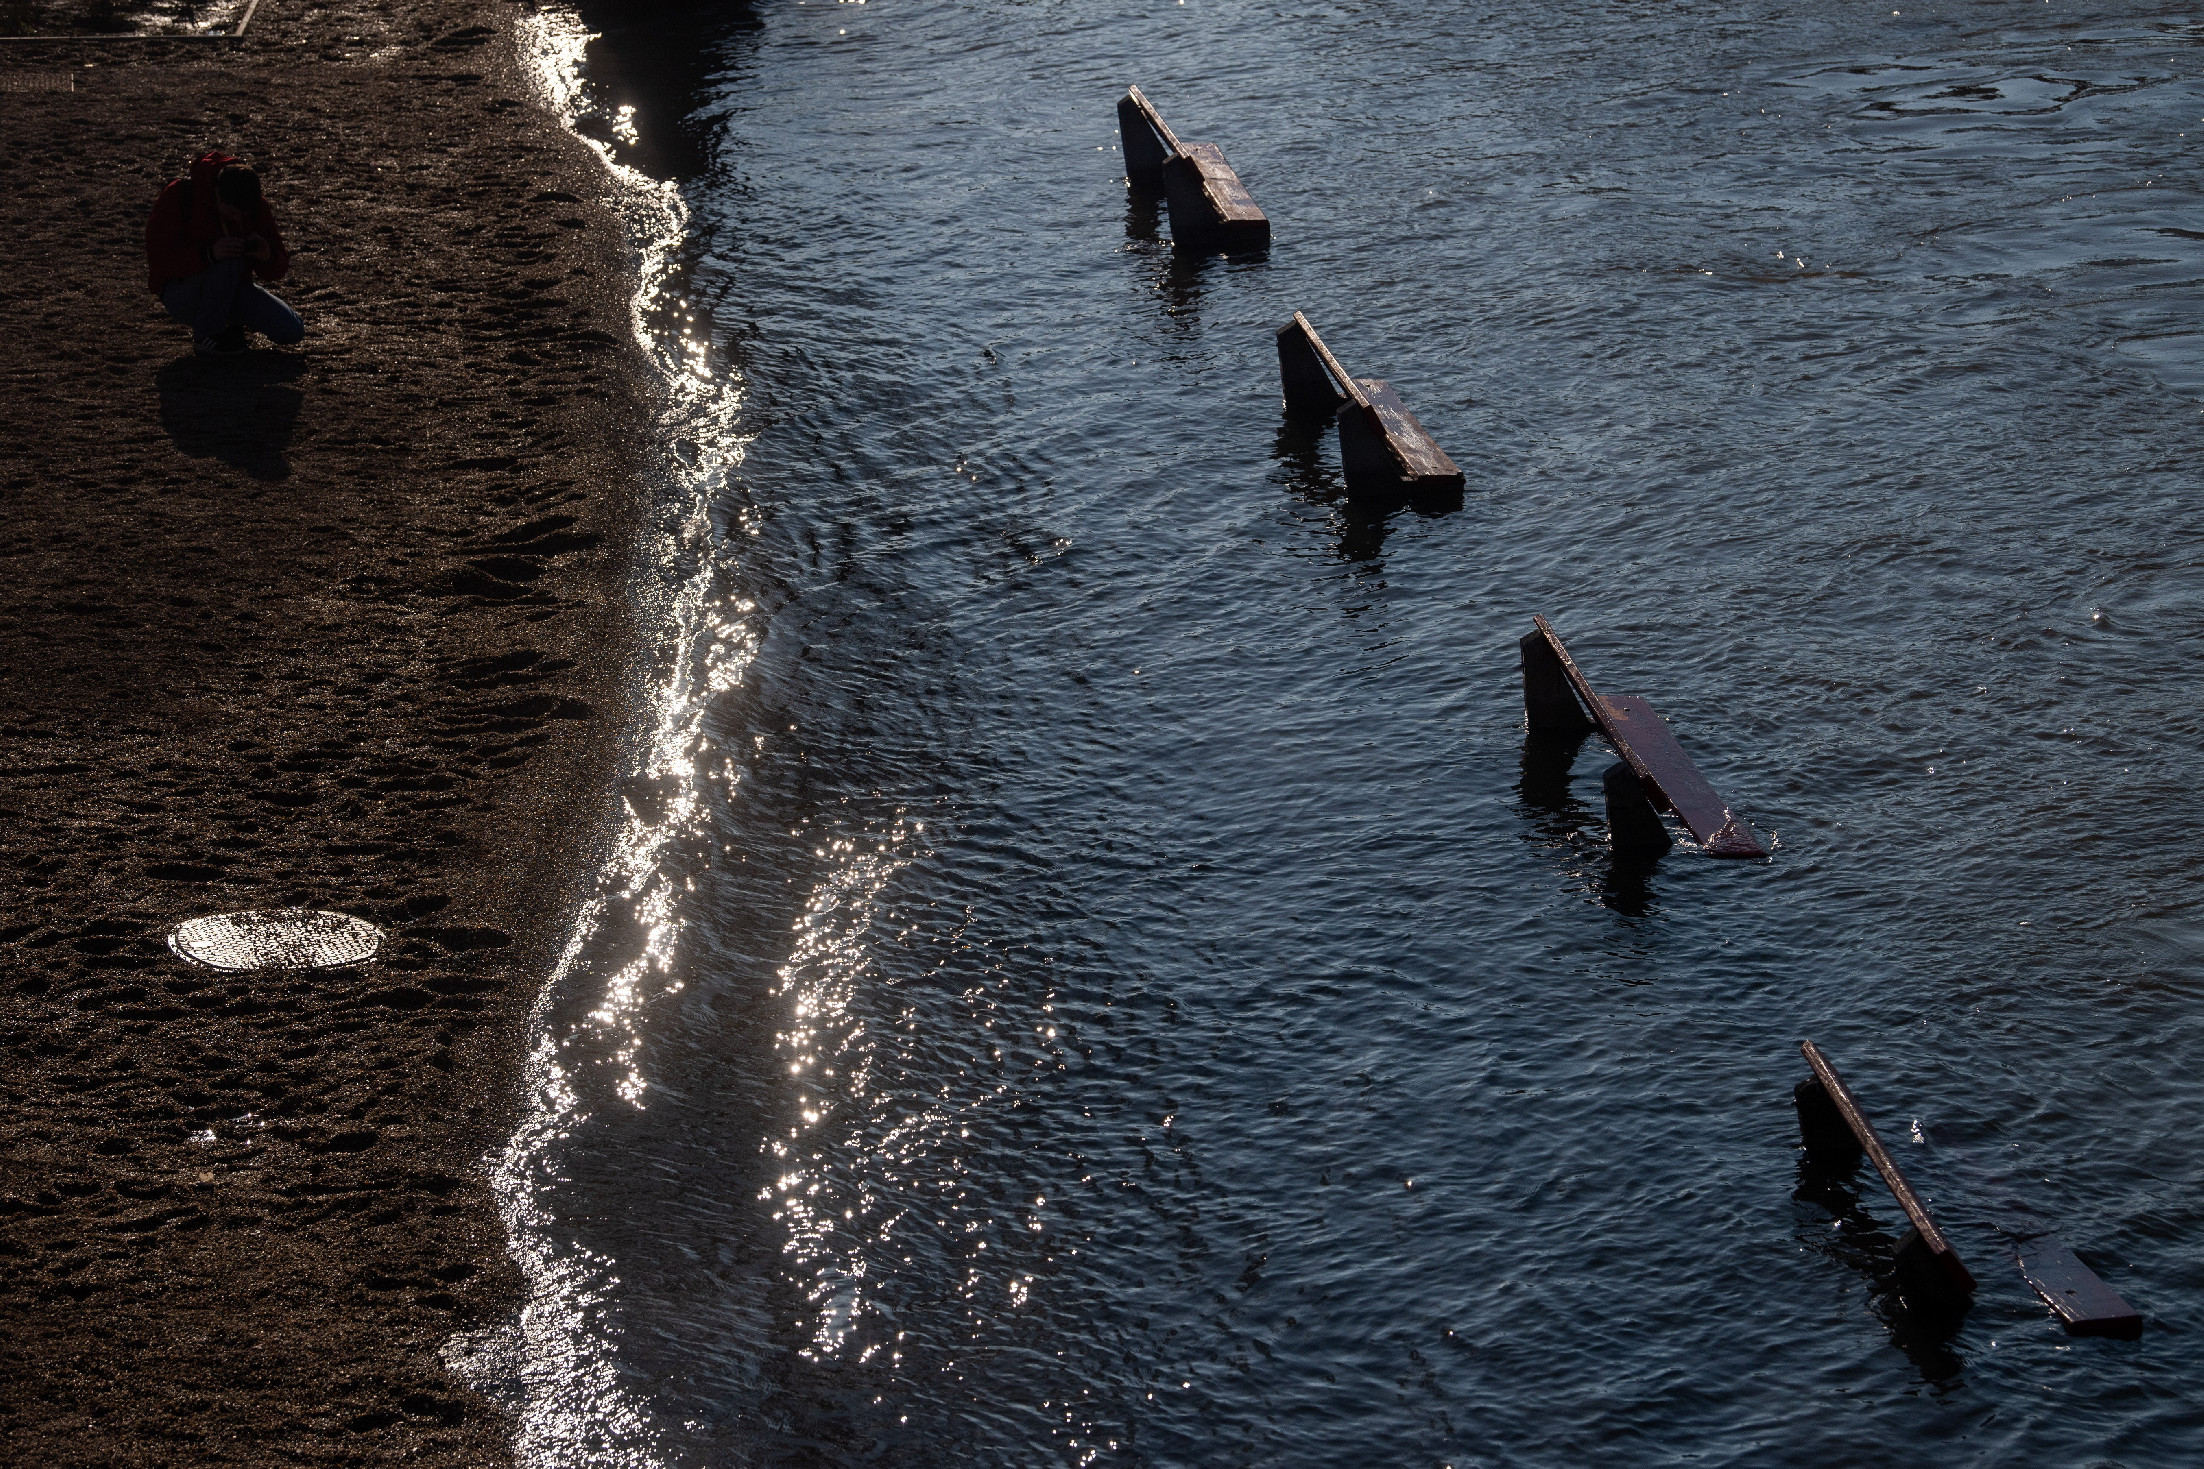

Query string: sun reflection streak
442 9 757 1465
767 822 919 1360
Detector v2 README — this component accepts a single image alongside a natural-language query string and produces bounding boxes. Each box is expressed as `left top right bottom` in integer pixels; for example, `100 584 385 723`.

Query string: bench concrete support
1117 87 1176 192
1337 380 1463 498
1520 630 1595 735
1603 761 1671 856
1793 1076 1864 1166
1277 313 1348 419
1162 142 1270 253
1892 1229 1975 1319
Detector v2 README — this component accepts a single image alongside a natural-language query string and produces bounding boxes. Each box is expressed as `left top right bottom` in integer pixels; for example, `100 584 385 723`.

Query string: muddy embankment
1 4 645 1461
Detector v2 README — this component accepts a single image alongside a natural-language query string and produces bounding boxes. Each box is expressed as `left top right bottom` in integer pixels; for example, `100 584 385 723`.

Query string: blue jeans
161 257 305 345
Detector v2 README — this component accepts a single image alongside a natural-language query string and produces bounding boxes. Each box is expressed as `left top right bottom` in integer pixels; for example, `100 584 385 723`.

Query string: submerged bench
1117 85 1271 253
1520 614 1764 858
1794 1042 2141 1337
1275 312 1463 499
1795 1041 1978 1319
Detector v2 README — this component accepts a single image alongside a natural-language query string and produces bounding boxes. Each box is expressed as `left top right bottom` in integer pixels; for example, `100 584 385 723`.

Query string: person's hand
210 235 247 261
244 234 272 263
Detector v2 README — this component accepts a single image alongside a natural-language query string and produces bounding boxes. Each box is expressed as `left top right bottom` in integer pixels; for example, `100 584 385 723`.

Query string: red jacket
144 151 291 295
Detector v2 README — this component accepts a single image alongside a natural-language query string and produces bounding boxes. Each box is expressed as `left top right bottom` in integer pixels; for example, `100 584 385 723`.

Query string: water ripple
474 1 2204 1464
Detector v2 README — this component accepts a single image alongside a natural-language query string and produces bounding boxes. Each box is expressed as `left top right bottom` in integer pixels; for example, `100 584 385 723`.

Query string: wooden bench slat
2015 1235 2143 1338
1599 696 1764 857
1122 84 1183 157
1180 141 1265 223
1358 379 1461 484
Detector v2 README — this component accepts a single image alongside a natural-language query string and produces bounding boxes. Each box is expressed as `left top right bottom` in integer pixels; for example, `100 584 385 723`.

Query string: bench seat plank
1180 141 1265 224
1599 695 1765 857
2015 1235 2142 1338
1357 379 1462 485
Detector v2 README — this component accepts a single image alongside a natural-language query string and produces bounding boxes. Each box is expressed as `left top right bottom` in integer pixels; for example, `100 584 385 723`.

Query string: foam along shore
0 4 647 1463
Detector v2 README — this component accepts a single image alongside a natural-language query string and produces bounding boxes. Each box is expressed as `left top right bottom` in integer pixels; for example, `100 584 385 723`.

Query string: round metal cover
169 909 384 972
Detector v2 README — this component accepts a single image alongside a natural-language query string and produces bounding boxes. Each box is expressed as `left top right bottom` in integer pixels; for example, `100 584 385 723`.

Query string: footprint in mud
467 555 543 583
404 926 512 952
443 650 554 688
483 514 601 554
427 565 539 601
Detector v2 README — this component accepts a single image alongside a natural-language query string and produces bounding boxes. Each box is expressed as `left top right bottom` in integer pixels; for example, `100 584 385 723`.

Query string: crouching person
146 151 304 357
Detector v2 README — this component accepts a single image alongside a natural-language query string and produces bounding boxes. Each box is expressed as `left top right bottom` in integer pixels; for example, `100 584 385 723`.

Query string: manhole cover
169 910 384 971
0 73 77 93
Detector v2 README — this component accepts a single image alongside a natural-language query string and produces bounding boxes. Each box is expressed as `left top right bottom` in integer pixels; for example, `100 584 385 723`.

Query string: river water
457 2 2204 1463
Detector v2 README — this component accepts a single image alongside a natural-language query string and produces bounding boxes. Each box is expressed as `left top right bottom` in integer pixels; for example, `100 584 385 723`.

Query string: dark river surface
461 2 2204 1464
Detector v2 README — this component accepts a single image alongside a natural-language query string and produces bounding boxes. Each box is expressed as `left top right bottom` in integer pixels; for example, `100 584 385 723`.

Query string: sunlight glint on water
442 10 759 1465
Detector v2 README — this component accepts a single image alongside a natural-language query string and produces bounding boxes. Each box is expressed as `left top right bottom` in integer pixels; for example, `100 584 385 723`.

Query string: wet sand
0 4 643 1461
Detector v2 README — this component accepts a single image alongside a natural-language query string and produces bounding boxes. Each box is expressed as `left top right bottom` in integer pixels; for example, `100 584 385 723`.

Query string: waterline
442 9 752 1464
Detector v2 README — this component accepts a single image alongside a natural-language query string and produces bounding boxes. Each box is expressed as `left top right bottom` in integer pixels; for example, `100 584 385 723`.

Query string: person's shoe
194 332 247 358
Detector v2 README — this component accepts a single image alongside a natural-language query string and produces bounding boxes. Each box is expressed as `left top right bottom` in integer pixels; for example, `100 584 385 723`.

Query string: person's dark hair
214 165 262 212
